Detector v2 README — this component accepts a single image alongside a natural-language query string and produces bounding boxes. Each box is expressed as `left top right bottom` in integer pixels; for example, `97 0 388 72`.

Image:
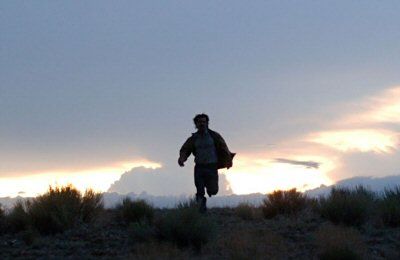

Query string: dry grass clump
132 242 190 259
379 186 400 227
314 224 366 260
155 198 216 252
5 184 104 234
81 189 104 223
262 188 308 218
0 204 4 232
116 198 154 225
318 186 375 226
6 200 30 232
212 228 287 260
128 222 155 243
235 202 258 220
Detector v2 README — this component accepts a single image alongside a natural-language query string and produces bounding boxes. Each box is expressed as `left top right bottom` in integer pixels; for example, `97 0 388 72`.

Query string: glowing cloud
223 154 334 195
0 159 162 197
309 129 398 153
363 87 400 123
342 86 400 125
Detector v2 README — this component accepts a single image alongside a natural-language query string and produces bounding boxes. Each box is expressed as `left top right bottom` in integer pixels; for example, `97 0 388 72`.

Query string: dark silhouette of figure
178 114 235 213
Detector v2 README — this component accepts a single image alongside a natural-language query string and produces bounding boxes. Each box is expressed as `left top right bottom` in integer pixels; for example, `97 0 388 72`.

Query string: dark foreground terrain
1 206 399 259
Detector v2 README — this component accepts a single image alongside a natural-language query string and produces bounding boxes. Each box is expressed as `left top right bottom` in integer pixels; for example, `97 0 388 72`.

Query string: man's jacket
180 129 236 169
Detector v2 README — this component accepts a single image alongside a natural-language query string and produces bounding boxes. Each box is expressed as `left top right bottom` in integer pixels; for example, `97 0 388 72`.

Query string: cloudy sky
2 1 400 197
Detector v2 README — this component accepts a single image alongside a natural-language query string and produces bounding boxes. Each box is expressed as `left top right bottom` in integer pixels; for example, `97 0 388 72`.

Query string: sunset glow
222 155 334 195
310 129 398 154
364 87 400 123
0 159 162 197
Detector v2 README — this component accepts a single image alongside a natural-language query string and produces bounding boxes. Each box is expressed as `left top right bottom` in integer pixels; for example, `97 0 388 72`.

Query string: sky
1 1 400 197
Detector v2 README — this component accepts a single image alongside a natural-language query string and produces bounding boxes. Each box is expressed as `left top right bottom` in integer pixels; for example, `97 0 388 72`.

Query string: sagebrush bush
116 198 154 225
132 241 190 259
314 224 365 260
213 228 286 259
318 186 375 226
6 200 31 232
379 186 400 227
28 185 82 234
81 189 104 223
128 222 155 243
6 184 104 234
0 203 5 232
262 188 308 218
235 202 256 220
155 198 216 251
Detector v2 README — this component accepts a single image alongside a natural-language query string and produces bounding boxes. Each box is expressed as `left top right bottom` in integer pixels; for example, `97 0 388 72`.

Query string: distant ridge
305 175 400 197
2 175 400 209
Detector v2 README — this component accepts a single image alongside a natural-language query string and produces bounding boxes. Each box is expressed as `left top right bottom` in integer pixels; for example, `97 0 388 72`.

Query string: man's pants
194 163 219 202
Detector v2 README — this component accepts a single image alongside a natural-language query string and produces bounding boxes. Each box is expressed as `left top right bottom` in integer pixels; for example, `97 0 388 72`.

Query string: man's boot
199 197 207 213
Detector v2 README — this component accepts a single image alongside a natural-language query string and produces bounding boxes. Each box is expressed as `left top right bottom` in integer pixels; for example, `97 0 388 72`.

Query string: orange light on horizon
0 159 162 198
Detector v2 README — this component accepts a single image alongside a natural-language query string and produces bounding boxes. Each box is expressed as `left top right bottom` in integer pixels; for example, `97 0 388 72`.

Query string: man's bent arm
179 136 193 162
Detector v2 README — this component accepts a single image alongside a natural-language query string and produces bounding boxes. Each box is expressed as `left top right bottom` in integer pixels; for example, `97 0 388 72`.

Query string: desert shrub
319 247 362 260
155 198 216 251
0 203 5 232
235 202 256 220
19 228 40 246
6 200 31 232
0 203 4 218
262 188 308 218
81 188 104 223
314 224 366 260
318 186 375 226
27 184 103 234
132 241 190 259
116 198 154 225
128 222 155 243
212 228 286 260
27 184 82 234
379 186 400 227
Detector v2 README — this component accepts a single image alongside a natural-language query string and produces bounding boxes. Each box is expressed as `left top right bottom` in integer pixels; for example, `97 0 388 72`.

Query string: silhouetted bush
314 224 365 260
116 198 154 225
128 222 155 243
318 186 375 226
6 200 31 232
19 228 40 246
213 228 287 259
28 185 82 234
319 247 362 260
235 202 256 220
0 203 5 232
132 241 190 259
379 186 400 227
155 198 216 251
9 184 104 234
262 188 308 218
81 188 104 223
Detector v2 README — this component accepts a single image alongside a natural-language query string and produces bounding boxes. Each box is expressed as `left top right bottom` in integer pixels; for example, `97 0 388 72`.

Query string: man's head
193 113 209 133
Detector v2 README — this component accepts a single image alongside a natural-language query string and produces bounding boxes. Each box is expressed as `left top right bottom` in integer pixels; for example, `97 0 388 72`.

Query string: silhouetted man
178 113 235 213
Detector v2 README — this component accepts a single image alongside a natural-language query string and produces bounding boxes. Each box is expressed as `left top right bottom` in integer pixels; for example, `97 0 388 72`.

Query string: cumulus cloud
108 166 233 196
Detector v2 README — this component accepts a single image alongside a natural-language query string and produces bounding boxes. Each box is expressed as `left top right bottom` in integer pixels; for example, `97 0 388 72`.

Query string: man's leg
194 165 207 213
206 167 219 197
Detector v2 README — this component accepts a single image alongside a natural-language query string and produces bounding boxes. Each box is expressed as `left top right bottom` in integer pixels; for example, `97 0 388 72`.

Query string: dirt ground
1 207 399 259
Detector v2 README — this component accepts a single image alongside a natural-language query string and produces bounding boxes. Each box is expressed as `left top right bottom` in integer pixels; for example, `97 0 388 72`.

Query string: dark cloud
274 158 320 169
